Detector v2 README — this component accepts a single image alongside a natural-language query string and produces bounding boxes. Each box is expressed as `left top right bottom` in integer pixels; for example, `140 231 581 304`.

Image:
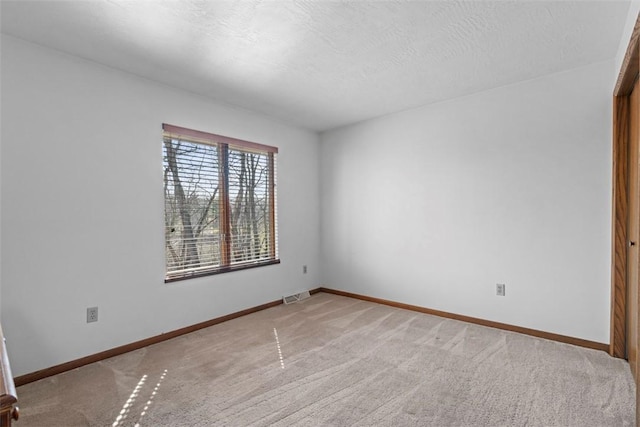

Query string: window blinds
162 124 278 281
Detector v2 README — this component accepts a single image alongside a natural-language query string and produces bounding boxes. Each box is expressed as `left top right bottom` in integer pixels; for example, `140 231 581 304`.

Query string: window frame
162 123 279 283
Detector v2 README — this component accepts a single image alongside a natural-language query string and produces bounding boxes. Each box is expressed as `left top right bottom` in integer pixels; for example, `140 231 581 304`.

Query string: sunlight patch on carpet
112 369 168 427
274 327 285 369
135 369 168 427
112 374 147 426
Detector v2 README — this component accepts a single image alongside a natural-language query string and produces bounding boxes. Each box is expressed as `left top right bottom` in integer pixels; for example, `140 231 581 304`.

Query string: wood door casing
612 14 640 362
612 13 640 426
628 82 639 379
611 95 629 359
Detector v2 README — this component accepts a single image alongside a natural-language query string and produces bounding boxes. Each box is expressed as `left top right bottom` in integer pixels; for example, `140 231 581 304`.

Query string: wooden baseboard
318 287 609 353
15 288 323 387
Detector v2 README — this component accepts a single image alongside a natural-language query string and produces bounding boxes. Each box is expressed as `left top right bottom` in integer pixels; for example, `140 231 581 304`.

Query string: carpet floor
16 292 636 426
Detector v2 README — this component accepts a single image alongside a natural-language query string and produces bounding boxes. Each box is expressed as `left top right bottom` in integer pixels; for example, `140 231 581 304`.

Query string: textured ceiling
0 1 631 132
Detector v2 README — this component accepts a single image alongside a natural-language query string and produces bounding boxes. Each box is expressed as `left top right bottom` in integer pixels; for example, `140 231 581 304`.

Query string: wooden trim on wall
614 16 640 97
611 95 630 358
611 12 640 359
162 123 278 154
15 289 323 387
320 288 609 352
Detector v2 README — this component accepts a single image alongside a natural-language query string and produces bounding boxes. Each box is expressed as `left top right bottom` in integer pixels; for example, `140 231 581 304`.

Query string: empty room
1 0 639 426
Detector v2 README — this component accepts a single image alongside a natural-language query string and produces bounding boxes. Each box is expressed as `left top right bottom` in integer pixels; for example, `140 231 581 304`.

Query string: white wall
320 60 615 344
615 1 640 79
0 35 321 376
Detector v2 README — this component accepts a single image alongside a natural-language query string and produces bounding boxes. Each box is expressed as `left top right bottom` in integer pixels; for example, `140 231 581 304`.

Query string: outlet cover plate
496 284 506 296
87 306 98 323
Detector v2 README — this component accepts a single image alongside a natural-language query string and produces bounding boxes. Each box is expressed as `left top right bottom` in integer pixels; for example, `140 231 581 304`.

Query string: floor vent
283 291 311 304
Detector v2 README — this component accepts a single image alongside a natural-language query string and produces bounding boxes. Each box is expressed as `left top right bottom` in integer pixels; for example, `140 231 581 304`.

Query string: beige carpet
16 293 636 426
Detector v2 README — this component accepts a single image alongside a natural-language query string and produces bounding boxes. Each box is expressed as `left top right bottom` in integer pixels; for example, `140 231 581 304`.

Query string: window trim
162 123 279 283
163 124 278 154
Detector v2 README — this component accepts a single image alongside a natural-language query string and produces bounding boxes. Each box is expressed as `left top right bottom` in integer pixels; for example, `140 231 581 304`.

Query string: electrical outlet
496 284 506 297
87 307 98 323
303 265 308 274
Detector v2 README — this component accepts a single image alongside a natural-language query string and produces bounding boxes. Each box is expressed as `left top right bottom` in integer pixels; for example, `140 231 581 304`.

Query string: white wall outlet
496 284 506 296
303 265 308 274
87 306 98 323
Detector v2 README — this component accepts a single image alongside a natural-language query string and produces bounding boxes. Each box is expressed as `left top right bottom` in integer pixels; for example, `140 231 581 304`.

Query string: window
162 124 279 282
